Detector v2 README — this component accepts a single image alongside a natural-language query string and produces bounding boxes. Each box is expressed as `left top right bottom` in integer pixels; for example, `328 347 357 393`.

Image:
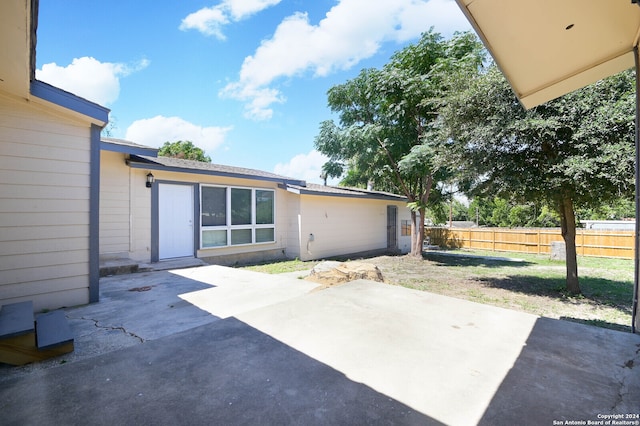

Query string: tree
577 198 635 221
158 140 211 162
438 66 635 293
315 30 485 256
468 197 496 227
101 116 118 137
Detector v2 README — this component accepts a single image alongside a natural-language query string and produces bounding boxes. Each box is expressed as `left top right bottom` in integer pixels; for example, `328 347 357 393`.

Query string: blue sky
36 0 471 184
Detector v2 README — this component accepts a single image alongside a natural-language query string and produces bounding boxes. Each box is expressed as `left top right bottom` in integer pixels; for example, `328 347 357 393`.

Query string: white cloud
274 150 339 185
394 0 471 42
222 0 470 120
36 56 149 106
125 115 232 154
179 7 229 39
225 0 282 20
180 0 282 39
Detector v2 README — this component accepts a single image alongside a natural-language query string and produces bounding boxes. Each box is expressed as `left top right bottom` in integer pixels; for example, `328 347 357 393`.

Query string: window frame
401 219 412 236
200 184 276 249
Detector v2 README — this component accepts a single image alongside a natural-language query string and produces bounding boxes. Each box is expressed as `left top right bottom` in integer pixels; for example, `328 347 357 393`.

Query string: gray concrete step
36 311 74 350
100 257 208 277
0 301 34 339
0 301 74 365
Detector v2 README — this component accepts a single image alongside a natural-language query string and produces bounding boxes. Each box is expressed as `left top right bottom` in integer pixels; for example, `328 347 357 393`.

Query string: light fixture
146 172 155 188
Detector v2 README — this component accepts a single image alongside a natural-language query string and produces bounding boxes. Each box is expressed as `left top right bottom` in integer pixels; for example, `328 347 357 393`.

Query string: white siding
101 154 411 264
129 168 152 261
108 167 291 262
0 92 92 311
283 191 302 259
296 194 409 261
99 151 131 259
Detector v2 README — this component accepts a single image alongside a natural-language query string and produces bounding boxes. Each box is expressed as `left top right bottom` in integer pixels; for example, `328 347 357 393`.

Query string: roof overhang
0 0 34 98
455 0 640 109
101 138 159 157
127 155 307 186
284 184 407 202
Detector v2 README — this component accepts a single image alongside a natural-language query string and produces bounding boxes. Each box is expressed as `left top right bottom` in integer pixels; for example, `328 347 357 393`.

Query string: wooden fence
425 227 635 260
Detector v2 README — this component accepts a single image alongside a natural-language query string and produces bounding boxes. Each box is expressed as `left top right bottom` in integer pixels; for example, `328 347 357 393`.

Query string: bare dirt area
345 253 634 332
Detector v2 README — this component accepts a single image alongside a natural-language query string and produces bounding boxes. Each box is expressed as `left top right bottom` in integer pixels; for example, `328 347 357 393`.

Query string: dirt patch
337 254 633 332
305 261 384 288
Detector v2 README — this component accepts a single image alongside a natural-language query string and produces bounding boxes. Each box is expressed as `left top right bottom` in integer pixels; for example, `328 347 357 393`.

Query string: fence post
492 229 496 252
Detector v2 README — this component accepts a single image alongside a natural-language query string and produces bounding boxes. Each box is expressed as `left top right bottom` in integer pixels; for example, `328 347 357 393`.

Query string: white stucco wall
397 204 412 254
0 92 93 311
283 190 302 260
294 194 410 261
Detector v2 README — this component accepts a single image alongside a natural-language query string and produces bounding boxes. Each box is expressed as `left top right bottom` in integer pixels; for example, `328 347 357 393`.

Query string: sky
36 0 471 184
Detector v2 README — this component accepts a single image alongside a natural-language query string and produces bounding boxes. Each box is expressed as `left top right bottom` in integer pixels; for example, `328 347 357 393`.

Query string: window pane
231 188 251 225
255 190 274 224
401 220 411 236
201 187 226 226
256 228 274 243
231 229 252 245
202 230 227 247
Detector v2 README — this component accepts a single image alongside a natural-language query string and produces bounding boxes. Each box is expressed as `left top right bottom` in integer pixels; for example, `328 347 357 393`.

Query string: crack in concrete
610 353 640 411
75 316 145 343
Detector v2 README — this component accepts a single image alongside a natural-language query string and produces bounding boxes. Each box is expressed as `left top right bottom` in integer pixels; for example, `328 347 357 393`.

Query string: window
201 187 226 226
200 185 275 248
401 220 411 236
256 190 274 224
231 188 251 225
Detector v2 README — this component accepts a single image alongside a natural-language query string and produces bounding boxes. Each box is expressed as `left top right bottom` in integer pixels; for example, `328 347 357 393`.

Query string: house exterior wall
101 155 411 265
130 167 152 261
397 204 412 254
119 166 291 264
294 194 411 261
0 92 93 311
99 150 130 259
284 191 302 260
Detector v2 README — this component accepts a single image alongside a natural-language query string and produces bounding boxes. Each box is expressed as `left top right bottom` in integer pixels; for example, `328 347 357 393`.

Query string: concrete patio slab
0 266 638 425
173 265 319 319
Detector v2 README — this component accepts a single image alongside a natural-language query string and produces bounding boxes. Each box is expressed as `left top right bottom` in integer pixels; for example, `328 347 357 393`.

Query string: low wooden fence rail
425 227 635 260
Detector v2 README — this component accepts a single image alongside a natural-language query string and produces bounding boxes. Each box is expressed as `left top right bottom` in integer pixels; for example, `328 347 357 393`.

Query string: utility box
550 241 566 261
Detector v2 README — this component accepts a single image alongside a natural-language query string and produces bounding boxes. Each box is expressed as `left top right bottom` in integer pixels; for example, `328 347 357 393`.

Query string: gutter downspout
633 45 639 333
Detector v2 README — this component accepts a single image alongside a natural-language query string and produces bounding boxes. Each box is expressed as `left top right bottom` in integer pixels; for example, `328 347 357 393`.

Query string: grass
240 249 635 332
242 258 318 274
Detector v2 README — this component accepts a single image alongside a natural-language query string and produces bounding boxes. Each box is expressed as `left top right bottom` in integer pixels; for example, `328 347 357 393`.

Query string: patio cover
455 0 640 109
454 0 640 332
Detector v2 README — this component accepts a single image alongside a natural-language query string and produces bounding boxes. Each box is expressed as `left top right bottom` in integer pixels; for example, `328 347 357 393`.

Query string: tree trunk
409 177 432 257
559 196 580 294
417 206 426 256
410 210 422 257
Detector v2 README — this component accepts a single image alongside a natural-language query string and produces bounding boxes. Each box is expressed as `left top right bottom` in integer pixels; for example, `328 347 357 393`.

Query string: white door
159 183 194 259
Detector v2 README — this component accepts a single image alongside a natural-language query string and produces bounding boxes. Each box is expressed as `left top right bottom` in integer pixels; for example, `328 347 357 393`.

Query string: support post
633 46 639 333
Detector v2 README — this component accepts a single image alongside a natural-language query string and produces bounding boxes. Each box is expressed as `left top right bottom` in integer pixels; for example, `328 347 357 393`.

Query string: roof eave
454 0 640 109
127 156 306 186
30 79 109 125
101 140 159 157
286 185 407 202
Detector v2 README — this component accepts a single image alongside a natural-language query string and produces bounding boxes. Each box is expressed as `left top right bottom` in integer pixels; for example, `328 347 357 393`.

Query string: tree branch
376 136 414 201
